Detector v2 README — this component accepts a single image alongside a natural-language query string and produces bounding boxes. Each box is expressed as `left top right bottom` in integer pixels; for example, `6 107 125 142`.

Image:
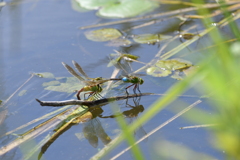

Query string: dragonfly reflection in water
99 97 147 141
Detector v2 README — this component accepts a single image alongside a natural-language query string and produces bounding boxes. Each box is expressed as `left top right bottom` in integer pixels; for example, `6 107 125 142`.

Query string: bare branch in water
36 93 155 107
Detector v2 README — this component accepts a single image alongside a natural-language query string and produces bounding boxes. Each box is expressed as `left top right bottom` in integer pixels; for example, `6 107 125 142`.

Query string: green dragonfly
113 61 144 96
119 76 144 96
62 60 117 100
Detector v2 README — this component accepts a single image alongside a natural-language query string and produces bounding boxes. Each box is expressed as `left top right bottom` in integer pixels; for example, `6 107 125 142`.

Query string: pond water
0 0 225 160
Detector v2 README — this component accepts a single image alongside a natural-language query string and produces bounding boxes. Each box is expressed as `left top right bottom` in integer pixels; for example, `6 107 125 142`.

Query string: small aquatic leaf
97 0 159 18
71 0 90 12
0 100 2 105
75 0 116 10
18 90 27 96
106 38 131 47
42 81 60 87
156 59 192 71
34 72 55 78
133 34 172 44
44 77 83 93
107 54 139 67
146 67 172 77
146 59 193 79
85 28 122 42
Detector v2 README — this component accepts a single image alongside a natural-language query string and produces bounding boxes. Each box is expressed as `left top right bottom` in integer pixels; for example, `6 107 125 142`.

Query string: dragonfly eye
122 77 128 82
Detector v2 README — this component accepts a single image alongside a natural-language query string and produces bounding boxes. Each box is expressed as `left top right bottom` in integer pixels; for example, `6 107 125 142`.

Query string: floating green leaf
34 72 55 78
146 66 172 77
133 34 172 44
156 59 192 71
44 77 83 93
75 0 116 10
97 0 159 18
107 53 139 67
85 28 122 42
146 59 193 80
73 0 159 18
106 38 131 47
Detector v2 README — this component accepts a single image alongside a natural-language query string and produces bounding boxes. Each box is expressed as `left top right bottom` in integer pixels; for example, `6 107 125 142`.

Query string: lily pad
146 59 193 79
74 0 159 18
75 0 116 10
97 0 159 18
85 28 122 42
133 34 172 44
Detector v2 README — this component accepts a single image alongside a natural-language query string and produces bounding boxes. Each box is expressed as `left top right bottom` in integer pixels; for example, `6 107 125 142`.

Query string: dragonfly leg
92 93 100 100
136 84 142 96
86 91 95 100
77 88 84 100
125 83 135 97
96 93 104 99
133 84 138 96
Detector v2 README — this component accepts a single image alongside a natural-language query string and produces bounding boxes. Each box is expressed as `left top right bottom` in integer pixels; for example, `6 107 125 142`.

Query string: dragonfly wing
72 60 90 79
62 62 85 82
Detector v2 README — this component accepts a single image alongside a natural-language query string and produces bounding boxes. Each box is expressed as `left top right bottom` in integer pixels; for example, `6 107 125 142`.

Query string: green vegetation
1 1 240 160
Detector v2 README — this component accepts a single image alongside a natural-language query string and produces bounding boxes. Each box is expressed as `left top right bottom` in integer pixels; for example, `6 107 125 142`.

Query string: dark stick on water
36 93 154 107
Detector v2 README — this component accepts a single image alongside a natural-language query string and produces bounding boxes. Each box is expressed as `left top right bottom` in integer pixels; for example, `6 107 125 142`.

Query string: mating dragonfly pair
62 60 144 100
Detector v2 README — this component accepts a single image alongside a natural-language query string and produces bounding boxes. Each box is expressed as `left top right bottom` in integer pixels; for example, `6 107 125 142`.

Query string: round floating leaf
75 0 116 10
133 34 172 44
97 0 159 18
156 59 192 71
71 0 90 12
146 67 172 77
85 28 122 42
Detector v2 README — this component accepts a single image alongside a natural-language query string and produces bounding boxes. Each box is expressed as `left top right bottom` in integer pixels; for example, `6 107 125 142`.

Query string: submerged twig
36 93 155 107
